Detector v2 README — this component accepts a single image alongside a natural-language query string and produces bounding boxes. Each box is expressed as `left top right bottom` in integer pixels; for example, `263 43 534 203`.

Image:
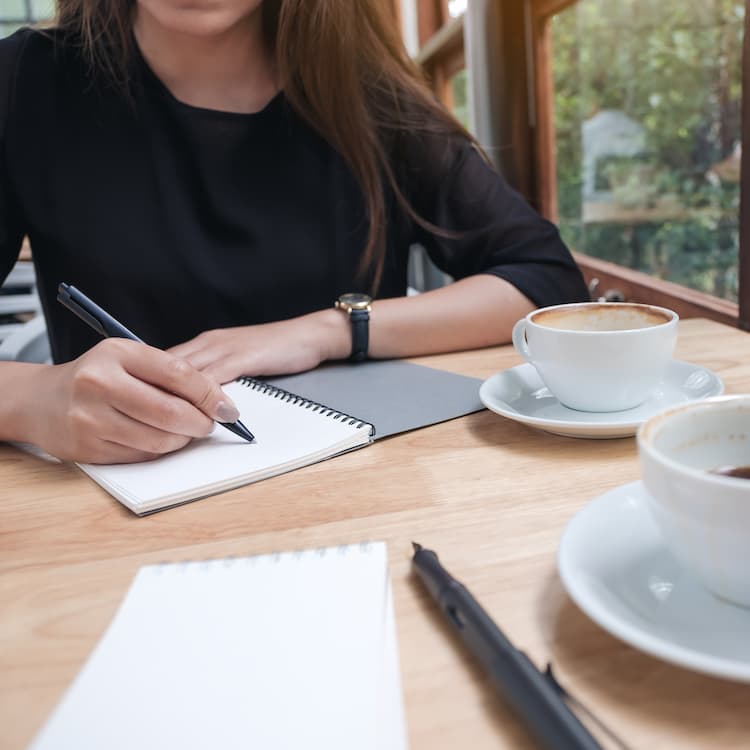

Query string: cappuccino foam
533 304 671 332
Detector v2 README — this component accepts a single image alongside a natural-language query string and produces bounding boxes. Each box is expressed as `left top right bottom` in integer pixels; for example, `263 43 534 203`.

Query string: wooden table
2 318 750 749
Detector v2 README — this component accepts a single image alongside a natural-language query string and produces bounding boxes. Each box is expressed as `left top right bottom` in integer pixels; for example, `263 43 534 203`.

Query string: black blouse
0 29 588 364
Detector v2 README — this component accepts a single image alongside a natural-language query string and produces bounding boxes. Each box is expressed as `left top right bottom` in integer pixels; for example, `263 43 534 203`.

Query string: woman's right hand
17 338 240 464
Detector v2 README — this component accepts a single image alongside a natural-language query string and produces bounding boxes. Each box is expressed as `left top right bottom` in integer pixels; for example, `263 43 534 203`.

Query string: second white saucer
558 481 750 682
478 359 723 438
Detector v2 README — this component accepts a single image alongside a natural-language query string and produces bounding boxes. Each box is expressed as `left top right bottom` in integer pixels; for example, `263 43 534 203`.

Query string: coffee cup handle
512 318 533 364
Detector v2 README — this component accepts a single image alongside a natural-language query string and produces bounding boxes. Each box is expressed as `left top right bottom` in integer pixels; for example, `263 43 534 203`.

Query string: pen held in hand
56 283 255 443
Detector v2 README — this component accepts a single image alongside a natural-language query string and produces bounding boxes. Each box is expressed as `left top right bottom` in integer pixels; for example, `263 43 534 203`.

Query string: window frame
741 0 750 330
414 1 465 109
529 0 746 326
407 0 748 327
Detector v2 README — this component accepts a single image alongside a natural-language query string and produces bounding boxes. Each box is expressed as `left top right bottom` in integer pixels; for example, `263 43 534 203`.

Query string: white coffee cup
638 396 750 608
512 302 678 412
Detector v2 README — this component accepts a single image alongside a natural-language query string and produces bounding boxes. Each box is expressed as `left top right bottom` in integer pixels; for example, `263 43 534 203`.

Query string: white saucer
479 360 723 438
558 481 750 682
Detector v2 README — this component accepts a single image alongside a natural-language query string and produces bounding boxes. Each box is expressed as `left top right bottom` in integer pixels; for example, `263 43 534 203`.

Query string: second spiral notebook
79 376 375 515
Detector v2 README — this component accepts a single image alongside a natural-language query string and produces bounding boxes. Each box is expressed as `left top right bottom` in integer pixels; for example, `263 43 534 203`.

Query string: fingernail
215 400 240 423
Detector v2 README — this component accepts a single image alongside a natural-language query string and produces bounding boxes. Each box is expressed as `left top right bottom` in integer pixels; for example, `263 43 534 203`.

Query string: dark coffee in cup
710 465 750 480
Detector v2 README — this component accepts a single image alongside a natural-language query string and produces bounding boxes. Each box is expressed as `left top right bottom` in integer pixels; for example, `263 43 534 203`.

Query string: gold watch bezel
335 293 372 313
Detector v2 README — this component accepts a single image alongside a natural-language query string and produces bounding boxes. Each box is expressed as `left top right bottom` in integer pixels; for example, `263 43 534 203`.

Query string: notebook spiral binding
149 541 376 575
237 376 374 432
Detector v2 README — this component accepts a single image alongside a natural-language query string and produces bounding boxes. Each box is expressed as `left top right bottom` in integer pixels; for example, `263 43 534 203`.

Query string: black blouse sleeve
0 30 29 286
402 133 589 308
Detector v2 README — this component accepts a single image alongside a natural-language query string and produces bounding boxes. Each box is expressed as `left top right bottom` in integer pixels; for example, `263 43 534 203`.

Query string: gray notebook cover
267 360 484 439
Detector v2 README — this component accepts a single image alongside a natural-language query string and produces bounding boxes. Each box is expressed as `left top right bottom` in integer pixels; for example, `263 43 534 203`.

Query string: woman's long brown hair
56 0 473 290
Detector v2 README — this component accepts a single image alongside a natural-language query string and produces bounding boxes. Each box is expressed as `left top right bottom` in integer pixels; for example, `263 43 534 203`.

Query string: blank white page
78 378 373 513
30 542 407 750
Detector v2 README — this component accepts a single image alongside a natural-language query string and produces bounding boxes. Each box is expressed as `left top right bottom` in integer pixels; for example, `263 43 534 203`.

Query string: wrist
307 308 352 362
0 362 54 444
333 293 372 362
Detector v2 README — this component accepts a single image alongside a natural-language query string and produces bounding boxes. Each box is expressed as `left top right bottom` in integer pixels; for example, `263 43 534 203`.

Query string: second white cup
512 302 678 412
638 396 750 608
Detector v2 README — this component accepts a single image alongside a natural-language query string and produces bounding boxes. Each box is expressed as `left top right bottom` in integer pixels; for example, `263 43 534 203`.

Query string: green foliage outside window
450 69 470 131
552 0 743 302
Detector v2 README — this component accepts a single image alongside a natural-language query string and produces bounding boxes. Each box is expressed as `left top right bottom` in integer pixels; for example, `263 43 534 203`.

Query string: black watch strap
349 308 370 362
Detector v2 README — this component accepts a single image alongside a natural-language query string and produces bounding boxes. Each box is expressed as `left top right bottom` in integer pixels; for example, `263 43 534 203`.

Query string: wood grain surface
2 318 749 749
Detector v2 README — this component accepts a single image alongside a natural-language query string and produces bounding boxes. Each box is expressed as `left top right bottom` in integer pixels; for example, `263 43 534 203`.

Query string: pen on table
56 282 255 443
411 542 604 750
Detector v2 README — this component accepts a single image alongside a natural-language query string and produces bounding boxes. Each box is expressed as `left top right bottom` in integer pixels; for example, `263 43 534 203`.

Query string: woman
0 0 587 463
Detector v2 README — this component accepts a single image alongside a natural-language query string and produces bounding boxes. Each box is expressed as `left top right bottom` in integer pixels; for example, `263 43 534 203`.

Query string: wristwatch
335 293 372 362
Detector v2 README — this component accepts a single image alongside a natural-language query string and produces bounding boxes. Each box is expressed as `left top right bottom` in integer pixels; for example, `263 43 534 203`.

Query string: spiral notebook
77 361 484 515
78 376 375 515
30 542 408 750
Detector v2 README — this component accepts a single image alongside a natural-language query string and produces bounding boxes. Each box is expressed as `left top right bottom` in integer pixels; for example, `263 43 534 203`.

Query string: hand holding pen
58 284 253 442
13 284 253 465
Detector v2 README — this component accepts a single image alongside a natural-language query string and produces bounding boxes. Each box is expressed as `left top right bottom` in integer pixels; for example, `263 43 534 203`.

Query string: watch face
338 293 372 310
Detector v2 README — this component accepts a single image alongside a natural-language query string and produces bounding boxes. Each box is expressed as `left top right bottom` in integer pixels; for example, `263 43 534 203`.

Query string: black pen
411 542 603 750
57 283 255 443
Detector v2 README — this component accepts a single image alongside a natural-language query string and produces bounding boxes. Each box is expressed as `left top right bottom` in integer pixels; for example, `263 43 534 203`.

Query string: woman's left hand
167 311 349 384
169 276 537 384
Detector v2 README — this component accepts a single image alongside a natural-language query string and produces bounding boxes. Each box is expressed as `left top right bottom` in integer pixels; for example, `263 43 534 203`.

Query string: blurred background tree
552 0 743 301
